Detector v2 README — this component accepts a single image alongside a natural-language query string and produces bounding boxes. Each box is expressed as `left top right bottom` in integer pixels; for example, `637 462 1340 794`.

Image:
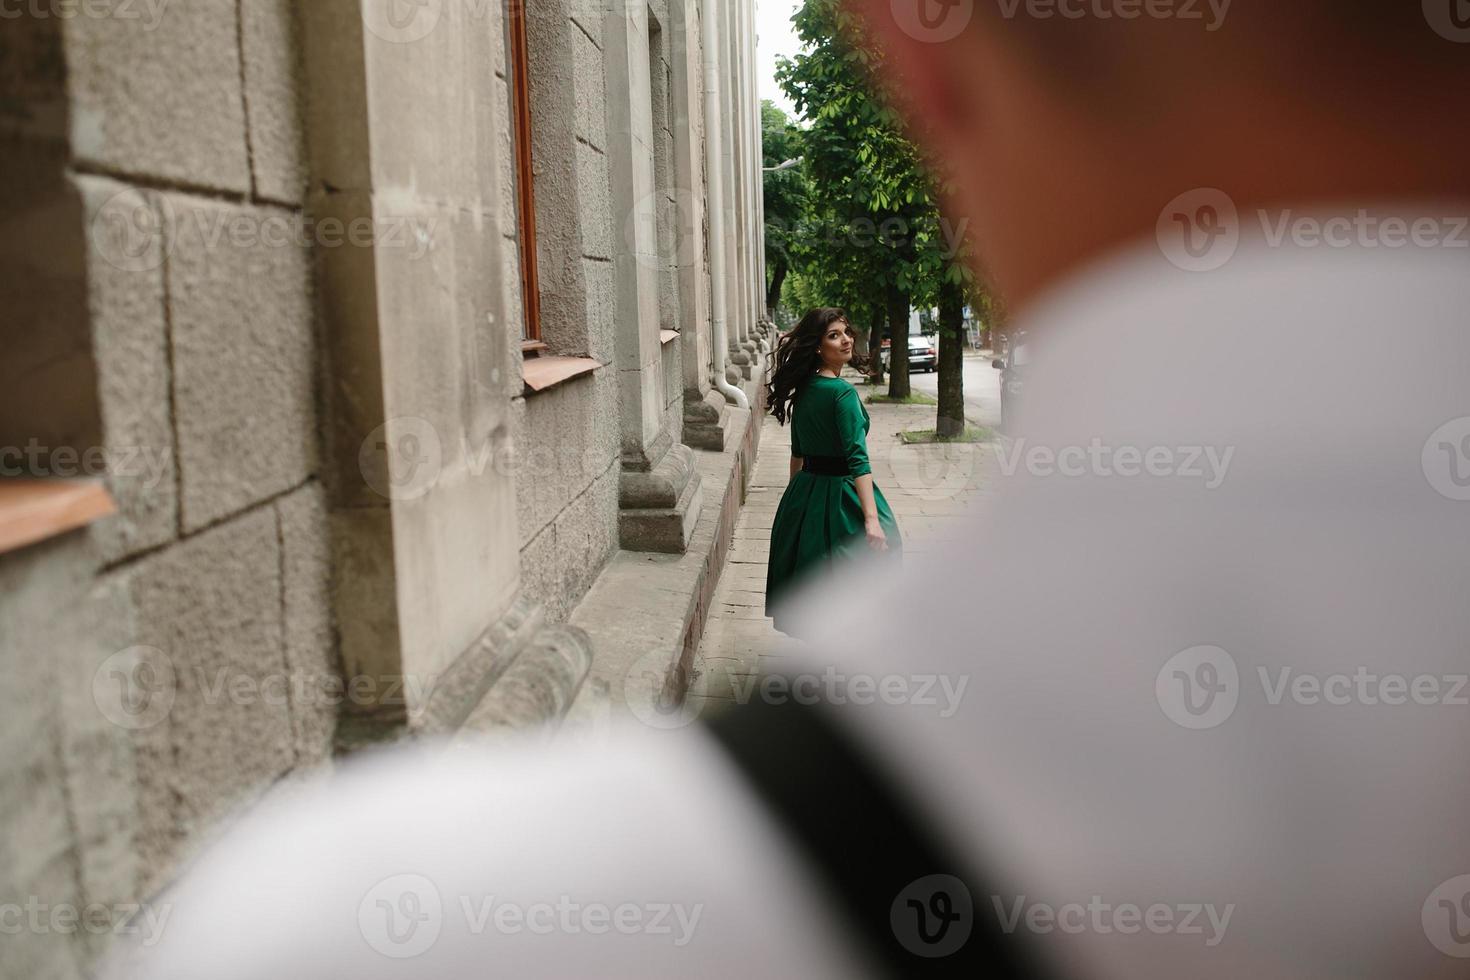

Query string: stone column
604 2 703 552
718 0 752 381
728 0 749 351
744 0 764 356
672 0 730 452
300 0 589 741
737 1 764 356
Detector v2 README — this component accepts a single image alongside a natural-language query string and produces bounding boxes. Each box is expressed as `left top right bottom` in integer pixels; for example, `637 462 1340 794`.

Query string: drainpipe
704 0 749 410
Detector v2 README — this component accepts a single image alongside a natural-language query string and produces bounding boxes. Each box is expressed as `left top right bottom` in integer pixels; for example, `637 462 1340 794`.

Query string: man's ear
854 0 980 135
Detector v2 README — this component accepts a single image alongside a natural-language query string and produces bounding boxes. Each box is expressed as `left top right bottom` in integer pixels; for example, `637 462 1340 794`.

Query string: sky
755 0 804 121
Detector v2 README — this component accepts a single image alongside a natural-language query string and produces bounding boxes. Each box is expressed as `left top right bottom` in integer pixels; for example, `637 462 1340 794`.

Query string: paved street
689 371 999 715
907 349 1004 430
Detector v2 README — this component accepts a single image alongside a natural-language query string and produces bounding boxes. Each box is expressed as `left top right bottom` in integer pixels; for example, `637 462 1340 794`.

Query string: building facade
0 1 770 975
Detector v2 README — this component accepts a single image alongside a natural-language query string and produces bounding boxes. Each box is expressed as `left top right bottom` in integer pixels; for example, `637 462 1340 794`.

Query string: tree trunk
766 259 787 321
885 283 910 400
867 307 885 386
936 280 966 438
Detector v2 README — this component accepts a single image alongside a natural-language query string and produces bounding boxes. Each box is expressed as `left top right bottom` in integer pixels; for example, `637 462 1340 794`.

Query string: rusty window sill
522 355 602 394
0 479 116 557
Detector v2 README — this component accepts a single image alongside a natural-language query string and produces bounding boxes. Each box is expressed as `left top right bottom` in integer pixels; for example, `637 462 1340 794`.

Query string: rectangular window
506 0 544 351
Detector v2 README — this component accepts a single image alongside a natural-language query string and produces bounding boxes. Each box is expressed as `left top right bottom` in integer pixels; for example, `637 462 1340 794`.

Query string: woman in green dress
765 308 903 635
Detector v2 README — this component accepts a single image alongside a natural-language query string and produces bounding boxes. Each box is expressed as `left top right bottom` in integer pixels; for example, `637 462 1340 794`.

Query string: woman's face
818 319 855 370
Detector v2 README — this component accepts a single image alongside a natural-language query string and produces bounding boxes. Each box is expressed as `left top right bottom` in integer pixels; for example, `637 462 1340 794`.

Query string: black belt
803 455 851 477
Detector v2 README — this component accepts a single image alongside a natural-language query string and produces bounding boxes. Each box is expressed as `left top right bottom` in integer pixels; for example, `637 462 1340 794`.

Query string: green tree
778 0 941 398
912 170 978 437
761 101 809 321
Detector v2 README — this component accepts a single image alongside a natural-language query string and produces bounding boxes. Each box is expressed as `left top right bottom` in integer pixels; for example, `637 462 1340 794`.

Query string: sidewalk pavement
688 388 998 716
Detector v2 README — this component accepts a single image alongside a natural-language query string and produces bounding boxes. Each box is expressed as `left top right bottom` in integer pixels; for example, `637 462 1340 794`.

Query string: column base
682 389 729 452
729 347 754 381
618 443 704 553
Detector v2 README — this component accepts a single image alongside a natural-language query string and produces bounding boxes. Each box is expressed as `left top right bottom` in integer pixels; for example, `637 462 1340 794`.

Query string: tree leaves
773 0 980 316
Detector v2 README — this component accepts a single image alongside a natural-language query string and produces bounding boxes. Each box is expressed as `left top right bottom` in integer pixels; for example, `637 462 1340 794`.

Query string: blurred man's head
860 1 1470 310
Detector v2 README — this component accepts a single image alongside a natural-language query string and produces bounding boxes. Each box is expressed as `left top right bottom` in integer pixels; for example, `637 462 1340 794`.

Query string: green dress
766 376 903 634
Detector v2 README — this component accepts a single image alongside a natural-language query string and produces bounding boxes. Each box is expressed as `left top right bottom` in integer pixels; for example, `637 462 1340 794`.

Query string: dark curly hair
765 308 864 426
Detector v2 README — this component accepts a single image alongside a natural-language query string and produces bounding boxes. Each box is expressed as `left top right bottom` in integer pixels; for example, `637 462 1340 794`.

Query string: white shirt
113 231 1470 980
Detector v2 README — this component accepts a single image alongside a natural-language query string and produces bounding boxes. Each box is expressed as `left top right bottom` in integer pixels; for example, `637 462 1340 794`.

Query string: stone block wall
1 5 332 976
512 4 623 621
0 2 763 976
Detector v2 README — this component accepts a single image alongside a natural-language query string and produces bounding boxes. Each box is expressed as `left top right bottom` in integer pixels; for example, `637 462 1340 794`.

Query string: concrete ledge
522 355 602 393
564 372 765 735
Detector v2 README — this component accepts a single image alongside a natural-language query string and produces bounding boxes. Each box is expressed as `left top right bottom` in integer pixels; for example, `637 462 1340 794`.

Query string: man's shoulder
110 729 865 979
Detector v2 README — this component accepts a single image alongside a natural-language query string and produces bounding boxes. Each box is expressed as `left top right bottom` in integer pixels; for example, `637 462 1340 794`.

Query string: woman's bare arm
854 474 888 552
790 456 803 480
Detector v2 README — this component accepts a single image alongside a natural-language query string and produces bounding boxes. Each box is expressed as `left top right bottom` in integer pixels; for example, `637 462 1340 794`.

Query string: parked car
880 335 938 373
